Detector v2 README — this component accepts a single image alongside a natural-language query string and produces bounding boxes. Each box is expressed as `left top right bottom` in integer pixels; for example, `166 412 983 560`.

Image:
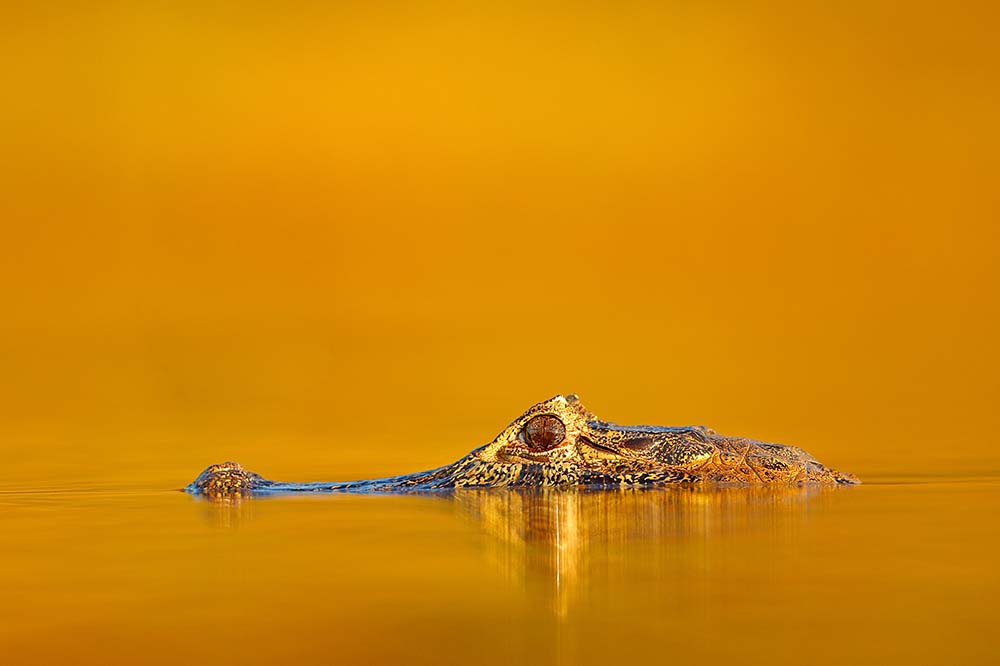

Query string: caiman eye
522 415 566 452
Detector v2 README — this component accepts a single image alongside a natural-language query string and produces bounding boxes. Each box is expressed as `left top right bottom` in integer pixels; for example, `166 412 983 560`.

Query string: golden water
2 2 999 663
2 462 997 664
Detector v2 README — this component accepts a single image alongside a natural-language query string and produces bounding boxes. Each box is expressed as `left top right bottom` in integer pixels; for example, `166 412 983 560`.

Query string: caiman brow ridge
185 394 859 497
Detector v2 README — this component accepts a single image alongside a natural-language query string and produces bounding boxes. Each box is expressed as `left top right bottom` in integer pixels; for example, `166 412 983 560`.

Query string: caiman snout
186 462 265 496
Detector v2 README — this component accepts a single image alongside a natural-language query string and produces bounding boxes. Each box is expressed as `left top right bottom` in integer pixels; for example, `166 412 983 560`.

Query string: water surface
4 2 999 663
2 469 996 665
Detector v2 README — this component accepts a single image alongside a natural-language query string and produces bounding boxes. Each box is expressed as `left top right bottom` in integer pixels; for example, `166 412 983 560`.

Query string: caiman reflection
452 485 837 616
194 484 841 618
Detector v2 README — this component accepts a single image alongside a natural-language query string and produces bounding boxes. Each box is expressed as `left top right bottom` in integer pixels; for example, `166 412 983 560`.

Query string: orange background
2 2 998 485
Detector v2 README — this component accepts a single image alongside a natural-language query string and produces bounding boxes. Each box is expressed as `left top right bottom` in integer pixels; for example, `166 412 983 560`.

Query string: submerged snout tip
834 470 861 485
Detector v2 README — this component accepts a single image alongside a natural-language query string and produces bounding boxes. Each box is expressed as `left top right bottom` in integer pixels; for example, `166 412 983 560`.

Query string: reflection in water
450 485 839 618
194 484 841 620
196 495 258 529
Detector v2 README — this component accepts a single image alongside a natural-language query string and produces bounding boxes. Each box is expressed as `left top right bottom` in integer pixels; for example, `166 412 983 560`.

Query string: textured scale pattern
186 395 859 498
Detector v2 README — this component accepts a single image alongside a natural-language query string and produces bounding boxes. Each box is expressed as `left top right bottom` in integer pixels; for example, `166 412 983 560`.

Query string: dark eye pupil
523 415 566 451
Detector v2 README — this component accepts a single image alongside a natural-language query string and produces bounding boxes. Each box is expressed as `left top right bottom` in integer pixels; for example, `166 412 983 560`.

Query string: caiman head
472 394 858 486
187 394 858 496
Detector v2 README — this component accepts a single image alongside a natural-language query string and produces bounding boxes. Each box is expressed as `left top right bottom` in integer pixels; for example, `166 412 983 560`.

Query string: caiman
187 395 858 497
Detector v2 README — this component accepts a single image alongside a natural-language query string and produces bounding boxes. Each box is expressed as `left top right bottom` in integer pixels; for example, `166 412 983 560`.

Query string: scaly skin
186 394 859 497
